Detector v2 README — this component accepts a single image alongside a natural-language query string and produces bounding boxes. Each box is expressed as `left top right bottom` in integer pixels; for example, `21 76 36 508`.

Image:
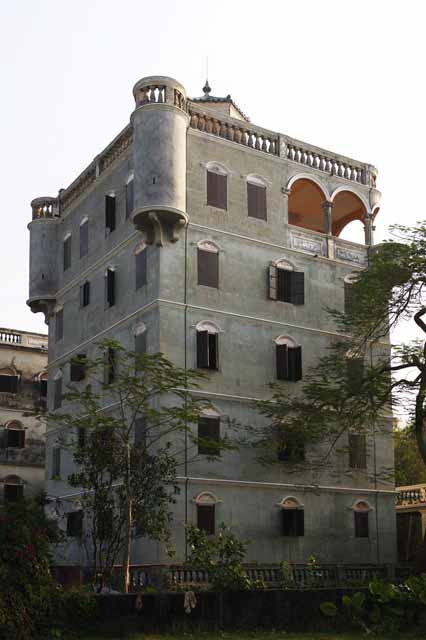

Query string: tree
51 340 234 593
254 223 426 483
394 425 426 486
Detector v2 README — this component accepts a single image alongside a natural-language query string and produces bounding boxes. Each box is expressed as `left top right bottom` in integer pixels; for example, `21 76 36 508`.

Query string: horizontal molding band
48 475 395 502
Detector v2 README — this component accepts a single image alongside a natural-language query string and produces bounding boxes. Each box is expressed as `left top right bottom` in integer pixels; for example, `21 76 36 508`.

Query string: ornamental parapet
31 197 59 220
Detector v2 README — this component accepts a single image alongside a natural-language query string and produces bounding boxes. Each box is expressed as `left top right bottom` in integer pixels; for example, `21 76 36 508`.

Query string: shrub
185 523 255 591
0 495 95 639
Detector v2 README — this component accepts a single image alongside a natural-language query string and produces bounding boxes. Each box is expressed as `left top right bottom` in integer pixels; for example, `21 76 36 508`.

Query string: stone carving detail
289 229 327 257
335 241 367 265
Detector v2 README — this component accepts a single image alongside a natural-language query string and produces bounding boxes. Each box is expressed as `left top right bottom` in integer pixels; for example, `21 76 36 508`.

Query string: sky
1 0 425 337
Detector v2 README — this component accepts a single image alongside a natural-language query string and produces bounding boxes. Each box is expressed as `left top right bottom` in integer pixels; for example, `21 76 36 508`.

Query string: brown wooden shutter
198 249 219 288
349 434 367 469
268 265 277 300
198 417 220 455
354 511 369 538
136 249 147 290
207 171 227 210
105 195 116 232
291 272 305 305
276 344 288 380
208 333 219 370
197 505 215 535
197 330 209 368
288 346 302 382
80 221 88 258
277 269 292 302
247 183 266 220
106 269 115 307
126 180 134 218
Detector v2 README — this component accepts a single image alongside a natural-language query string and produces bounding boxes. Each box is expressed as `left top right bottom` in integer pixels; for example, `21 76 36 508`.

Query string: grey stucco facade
28 75 396 567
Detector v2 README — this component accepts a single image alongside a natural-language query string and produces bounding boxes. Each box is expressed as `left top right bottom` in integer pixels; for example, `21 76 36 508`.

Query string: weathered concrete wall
30 75 396 567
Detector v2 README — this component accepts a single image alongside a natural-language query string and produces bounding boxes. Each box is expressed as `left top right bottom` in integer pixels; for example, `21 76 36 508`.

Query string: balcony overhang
132 206 188 245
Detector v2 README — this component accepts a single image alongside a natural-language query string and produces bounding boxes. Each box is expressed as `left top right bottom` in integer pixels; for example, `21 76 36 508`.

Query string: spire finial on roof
203 79 211 96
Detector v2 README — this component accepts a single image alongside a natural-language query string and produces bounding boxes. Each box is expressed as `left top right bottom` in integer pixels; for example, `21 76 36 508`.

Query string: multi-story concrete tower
0 328 47 503
28 75 395 571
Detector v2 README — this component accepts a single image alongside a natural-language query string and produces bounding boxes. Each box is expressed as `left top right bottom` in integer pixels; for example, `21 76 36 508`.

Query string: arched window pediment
135 322 147 336
205 161 229 176
277 496 304 509
196 320 220 335
272 258 294 271
194 491 221 506
246 173 268 187
197 240 220 253
352 499 372 512
274 335 298 347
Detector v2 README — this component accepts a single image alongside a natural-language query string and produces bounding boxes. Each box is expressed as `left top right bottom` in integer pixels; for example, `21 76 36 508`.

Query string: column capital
321 200 333 210
281 187 291 197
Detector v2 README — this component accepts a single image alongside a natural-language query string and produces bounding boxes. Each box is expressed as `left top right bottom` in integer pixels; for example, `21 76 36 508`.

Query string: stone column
364 215 373 246
281 187 291 224
321 201 333 235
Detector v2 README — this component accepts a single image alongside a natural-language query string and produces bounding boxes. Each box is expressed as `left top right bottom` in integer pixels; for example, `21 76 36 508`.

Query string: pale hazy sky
1 0 425 336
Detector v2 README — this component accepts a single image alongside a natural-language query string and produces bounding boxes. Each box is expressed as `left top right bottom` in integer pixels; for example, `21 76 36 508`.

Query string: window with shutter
52 446 61 477
4 483 23 503
196 330 209 368
55 309 63 342
135 331 147 354
276 341 302 382
70 354 87 382
277 437 304 463
67 511 83 537
208 333 219 370
198 417 220 456
346 358 364 387
277 269 292 303
105 195 116 232
63 236 72 271
80 282 90 307
126 179 134 219
247 182 267 220
275 268 305 304
288 346 302 382
104 348 116 384
135 249 147 290
105 269 115 307
0 375 18 393
80 220 89 258
354 511 369 538
198 248 219 288
197 504 215 535
207 171 227 210
40 379 47 398
349 434 367 469
53 377 62 409
282 509 304 537
6 428 25 449
276 344 288 380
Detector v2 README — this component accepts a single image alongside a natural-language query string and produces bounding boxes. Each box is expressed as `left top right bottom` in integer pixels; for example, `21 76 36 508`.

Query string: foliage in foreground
185 523 261 591
321 574 426 634
0 496 95 640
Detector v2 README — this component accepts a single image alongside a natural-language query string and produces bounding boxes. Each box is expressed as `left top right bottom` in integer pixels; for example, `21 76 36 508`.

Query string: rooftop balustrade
396 485 426 506
31 197 59 220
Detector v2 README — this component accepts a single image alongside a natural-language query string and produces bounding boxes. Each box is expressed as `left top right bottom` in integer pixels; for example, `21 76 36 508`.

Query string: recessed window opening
353 500 370 538
197 241 219 288
280 497 304 537
63 234 72 271
80 218 89 258
247 175 267 220
4 476 24 503
198 412 221 456
275 336 302 382
135 323 147 354
80 281 90 307
195 491 220 535
0 368 19 394
126 175 134 219
269 260 304 305
6 422 25 448
70 354 87 382
207 164 228 210
105 194 116 233
105 268 116 307
135 245 147 290
196 321 219 370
